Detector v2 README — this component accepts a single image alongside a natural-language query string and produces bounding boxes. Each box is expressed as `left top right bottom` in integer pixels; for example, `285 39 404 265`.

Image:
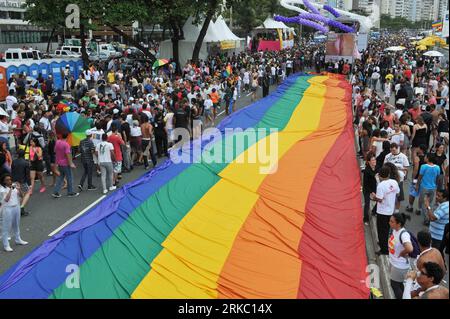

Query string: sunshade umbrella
55 112 90 147
423 50 444 57
152 59 169 69
418 36 446 47
384 46 406 52
416 45 428 51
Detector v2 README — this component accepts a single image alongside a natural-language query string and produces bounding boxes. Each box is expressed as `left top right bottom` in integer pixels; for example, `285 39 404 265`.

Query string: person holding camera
0 174 28 252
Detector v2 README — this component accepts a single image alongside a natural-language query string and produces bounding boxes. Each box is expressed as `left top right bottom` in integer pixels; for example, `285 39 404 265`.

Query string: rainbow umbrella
152 59 169 69
55 112 90 146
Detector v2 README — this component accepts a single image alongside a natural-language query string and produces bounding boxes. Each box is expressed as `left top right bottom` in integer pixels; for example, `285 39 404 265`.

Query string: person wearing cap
78 130 97 191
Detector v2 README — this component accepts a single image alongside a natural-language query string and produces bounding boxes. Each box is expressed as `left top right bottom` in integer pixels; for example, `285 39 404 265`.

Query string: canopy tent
417 35 446 47
251 17 296 51
257 16 291 30
215 15 243 41
255 16 296 36
159 16 244 66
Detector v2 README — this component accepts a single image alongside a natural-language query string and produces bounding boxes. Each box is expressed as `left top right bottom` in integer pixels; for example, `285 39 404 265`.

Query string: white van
61 46 82 55
4 49 43 62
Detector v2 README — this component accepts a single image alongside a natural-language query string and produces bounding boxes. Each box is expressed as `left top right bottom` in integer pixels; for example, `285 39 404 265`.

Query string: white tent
257 17 290 30
159 16 243 66
215 16 243 41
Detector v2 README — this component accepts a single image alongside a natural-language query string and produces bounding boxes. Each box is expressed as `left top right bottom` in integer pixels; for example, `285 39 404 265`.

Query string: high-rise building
357 0 375 15
381 0 390 15
340 0 354 11
421 0 437 21
437 0 447 20
409 0 422 22
0 0 56 51
382 0 446 21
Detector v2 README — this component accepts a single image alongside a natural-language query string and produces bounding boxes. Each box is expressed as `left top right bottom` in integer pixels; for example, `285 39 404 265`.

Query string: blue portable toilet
6 65 19 80
38 63 49 79
50 61 63 90
18 64 29 77
68 60 78 79
29 64 39 79
76 60 84 77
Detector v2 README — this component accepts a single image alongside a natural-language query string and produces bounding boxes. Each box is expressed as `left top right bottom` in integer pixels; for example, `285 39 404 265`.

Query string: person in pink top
51 133 79 198
107 124 125 186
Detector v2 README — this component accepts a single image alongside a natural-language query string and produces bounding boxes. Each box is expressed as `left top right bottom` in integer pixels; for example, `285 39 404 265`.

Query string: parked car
52 49 81 58
88 52 111 62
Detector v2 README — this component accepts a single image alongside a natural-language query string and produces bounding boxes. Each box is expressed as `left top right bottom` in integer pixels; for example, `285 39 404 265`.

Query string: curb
369 214 396 300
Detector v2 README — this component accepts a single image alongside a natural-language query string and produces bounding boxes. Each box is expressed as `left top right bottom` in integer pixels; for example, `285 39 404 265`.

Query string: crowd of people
0 30 448 299
356 32 449 299
0 37 328 253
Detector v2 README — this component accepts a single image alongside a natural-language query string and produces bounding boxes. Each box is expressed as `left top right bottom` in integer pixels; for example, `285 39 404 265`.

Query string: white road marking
218 110 225 117
48 195 106 237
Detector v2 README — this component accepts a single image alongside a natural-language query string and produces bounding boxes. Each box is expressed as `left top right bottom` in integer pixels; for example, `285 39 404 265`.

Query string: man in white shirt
363 95 371 111
0 174 28 251
394 107 404 123
187 91 196 106
429 76 438 92
203 95 213 127
438 80 448 110
390 124 405 148
371 166 400 255
371 70 381 91
95 134 116 194
5 90 17 114
0 115 11 149
384 142 409 212
39 111 52 132
90 123 105 175
84 69 92 84
93 68 100 83
141 104 153 122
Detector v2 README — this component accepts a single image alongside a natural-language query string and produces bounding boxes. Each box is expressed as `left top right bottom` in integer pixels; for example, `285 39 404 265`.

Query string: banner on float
277 28 283 50
220 41 236 50
282 39 294 49
443 11 449 38
357 33 369 51
325 33 356 63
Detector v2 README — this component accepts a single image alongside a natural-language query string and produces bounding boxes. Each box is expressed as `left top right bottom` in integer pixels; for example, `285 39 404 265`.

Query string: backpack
399 230 421 259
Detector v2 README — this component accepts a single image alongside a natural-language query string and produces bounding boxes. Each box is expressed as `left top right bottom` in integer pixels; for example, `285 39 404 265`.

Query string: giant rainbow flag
0 74 369 299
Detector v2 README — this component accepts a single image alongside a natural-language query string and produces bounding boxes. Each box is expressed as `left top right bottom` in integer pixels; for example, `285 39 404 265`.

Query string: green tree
227 0 298 34
191 0 221 64
22 0 67 53
23 0 155 65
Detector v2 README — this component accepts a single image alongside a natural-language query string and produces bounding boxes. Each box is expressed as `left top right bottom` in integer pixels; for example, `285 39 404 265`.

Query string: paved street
0 84 278 275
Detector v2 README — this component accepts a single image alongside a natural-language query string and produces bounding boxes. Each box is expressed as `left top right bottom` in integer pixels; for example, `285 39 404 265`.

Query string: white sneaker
109 186 117 191
15 239 28 246
103 190 108 195
4 246 13 252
